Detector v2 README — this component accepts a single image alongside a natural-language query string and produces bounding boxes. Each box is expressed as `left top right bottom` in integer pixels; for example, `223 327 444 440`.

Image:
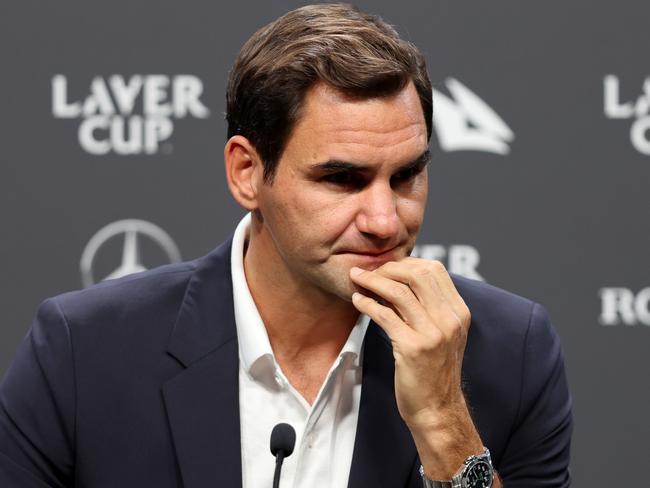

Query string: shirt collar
231 213 273 373
230 213 369 376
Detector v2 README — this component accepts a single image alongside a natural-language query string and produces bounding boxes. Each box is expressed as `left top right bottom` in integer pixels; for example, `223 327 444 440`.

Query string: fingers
351 292 414 342
376 259 470 331
349 266 430 332
370 260 446 318
415 259 470 325
349 259 471 340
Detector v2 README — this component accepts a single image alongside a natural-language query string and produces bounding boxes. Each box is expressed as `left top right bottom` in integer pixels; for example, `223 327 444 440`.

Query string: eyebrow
310 149 431 174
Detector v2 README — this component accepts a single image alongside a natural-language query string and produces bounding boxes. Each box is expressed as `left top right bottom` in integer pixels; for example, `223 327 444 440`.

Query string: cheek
290 184 359 227
265 186 355 251
403 176 428 221
397 194 427 231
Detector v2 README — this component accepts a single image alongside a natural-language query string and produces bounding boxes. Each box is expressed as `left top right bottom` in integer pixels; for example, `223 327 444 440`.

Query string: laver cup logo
52 75 210 155
604 75 650 155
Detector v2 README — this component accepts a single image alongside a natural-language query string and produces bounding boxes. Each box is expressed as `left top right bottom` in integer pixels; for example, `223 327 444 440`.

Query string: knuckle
414 265 434 280
412 337 438 356
460 305 471 324
430 260 447 273
449 322 464 341
455 299 471 324
446 317 468 343
446 312 462 329
389 283 411 300
376 307 396 324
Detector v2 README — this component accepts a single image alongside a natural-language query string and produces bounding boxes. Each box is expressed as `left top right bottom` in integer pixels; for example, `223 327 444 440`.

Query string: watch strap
419 447 492 488
419 465 456 488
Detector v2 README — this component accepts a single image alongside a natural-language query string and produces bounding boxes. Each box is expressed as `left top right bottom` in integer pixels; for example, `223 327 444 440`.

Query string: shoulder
451 274 561 361
52 259 198 329
451 273 536 329
452 273 562 348
451 273 559 363
44 237 233 341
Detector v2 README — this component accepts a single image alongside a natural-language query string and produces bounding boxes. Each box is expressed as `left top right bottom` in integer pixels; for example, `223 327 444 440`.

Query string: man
0 4 572 488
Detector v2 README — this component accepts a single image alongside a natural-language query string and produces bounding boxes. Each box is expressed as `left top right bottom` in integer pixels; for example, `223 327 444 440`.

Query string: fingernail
350 267 363 277
352 292 362 301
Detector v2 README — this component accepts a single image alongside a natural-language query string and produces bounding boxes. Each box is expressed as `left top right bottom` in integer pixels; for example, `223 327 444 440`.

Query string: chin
314 272 358 303
331 281 358 302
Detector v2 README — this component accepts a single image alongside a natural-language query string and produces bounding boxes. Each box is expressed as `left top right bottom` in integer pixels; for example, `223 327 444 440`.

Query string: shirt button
307 432 317 448
274 373 284 387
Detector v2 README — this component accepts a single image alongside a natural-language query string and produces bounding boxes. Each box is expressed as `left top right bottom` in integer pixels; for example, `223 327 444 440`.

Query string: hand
350 257 470 427
350 258 485 479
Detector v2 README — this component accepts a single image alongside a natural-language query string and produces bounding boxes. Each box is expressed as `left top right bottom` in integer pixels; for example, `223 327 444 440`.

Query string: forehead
283 81 428 166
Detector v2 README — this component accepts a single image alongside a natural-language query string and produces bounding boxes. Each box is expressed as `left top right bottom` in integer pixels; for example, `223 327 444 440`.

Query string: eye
391 166 420 186
321 172 365 188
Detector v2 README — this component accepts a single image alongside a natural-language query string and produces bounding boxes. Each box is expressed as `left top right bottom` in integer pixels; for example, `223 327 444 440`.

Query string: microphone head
270 423 296 458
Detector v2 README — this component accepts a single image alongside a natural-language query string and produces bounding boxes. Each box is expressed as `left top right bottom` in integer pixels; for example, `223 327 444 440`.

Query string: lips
338 246 401 265
338 244 398 255
347 248 395 256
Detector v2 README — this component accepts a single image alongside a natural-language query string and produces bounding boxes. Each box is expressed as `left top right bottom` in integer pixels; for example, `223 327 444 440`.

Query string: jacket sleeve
498 303 573 487
0 299 76 488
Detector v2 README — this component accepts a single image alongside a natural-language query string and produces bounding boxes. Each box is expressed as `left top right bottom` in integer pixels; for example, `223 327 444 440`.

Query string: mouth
349 248 395 256
338 246 401 265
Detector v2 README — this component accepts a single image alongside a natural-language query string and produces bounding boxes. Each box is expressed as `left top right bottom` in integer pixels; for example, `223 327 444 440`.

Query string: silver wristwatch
419 447 493 488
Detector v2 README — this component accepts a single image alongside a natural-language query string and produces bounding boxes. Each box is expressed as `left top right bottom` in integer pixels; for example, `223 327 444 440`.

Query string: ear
224 135 263 211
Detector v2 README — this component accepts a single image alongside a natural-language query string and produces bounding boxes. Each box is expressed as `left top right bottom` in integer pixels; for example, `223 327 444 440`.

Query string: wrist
408 403 483 479
415 434 484 480
403 392 468 429
420 447 495 488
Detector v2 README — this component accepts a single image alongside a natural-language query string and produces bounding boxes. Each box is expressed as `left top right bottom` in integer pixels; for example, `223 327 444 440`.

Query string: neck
243 224 358 361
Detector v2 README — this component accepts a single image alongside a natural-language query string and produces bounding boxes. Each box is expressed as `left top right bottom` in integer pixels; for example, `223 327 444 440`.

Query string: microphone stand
272 451 286 488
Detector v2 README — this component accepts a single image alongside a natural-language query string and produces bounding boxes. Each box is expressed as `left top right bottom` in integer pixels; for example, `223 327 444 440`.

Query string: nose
355 181 400 239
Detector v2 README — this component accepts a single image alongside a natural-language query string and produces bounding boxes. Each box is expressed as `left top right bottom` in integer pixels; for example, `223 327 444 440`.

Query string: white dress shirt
231 213 369 488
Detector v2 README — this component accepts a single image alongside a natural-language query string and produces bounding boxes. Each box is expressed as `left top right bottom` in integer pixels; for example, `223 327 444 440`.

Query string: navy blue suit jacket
0 239 572 487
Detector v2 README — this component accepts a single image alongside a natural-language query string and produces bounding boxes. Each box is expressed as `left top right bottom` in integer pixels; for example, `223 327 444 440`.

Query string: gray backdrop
1 1 647 485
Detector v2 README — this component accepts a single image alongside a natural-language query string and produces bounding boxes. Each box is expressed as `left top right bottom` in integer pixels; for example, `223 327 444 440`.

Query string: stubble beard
298 259 359 304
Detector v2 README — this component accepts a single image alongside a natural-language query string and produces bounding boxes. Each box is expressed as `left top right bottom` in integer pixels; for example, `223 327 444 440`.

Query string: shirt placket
291 356 346 488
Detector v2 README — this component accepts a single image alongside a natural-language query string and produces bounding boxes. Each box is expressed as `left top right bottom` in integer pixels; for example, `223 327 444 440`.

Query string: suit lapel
348 323 418 488
162 239 243 488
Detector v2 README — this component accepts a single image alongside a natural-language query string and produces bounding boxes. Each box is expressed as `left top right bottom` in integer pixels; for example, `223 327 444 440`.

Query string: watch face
463 460 493 488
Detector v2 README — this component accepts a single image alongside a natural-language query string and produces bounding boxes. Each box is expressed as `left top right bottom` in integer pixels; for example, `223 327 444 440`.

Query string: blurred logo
411 244 484 281
599 287 650 326
604 75 650 155
80 219 182 288
432 78 514 155
52 74 210 155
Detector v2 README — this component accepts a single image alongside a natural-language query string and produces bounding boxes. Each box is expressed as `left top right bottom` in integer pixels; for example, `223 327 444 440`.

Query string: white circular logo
80 219 181 288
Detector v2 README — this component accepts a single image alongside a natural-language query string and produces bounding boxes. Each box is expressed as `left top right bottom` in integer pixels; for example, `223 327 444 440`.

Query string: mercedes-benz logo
80 219 182 288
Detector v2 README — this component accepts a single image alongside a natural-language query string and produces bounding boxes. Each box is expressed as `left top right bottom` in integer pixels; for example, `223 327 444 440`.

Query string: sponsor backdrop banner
1 1 647 485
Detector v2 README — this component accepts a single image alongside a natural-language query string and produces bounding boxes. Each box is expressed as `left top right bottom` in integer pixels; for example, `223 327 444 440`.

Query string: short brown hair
226 3 432 183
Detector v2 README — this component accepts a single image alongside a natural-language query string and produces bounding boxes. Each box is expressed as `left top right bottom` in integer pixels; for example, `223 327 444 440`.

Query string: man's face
253 81 429 301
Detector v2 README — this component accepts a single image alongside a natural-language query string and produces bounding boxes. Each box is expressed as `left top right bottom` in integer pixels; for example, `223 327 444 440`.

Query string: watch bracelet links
419 447 492 488
418 467 459 488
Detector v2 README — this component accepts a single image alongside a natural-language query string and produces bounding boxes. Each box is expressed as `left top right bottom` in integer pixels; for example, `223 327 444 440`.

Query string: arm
350 260 571 487
497 303 573 487
397 304 571 488
0 299 76 488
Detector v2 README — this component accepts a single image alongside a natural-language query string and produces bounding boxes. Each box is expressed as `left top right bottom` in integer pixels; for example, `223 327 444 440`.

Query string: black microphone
270 423 296 488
